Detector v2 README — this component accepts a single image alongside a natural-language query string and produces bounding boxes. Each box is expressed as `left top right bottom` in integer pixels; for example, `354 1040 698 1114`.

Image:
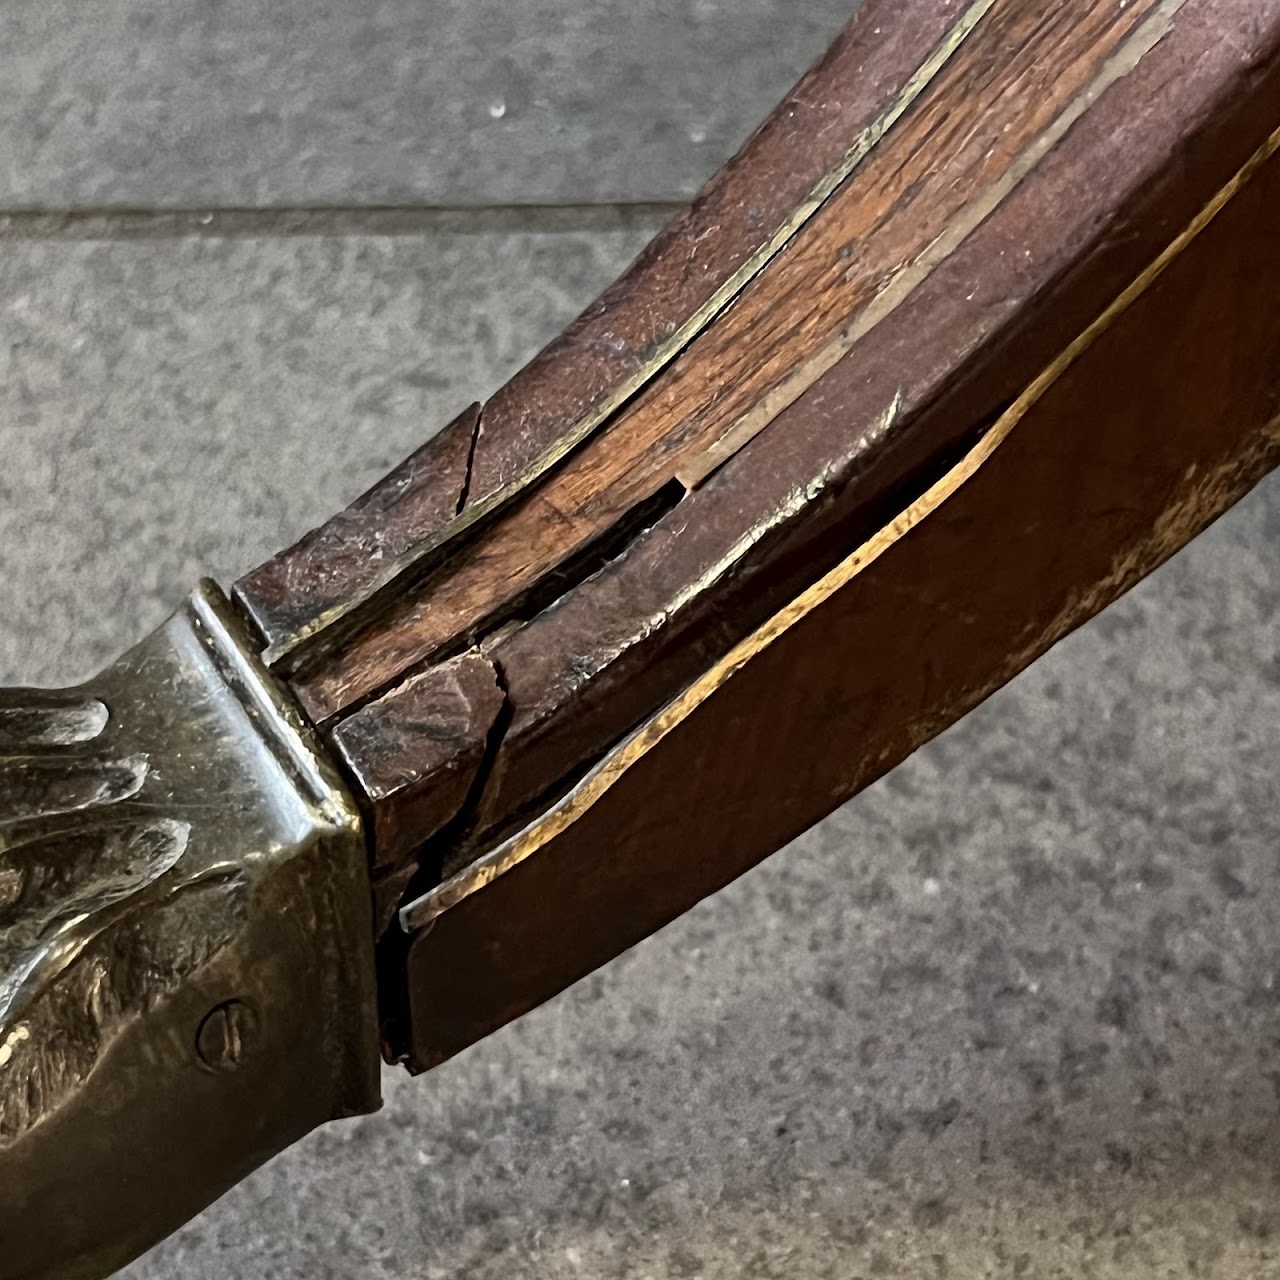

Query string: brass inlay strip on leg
267 0 1002 665
678 0 1192 487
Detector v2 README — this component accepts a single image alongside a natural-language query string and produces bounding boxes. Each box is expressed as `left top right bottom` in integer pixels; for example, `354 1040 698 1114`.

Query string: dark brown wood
232 0 1280 1064
287 0 1174 725
330 651 505 932
402 141 1280 1066
233 0 991 670
234 403 480 662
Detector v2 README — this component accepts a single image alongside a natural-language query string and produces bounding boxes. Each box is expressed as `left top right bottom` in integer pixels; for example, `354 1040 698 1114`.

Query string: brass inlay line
401 118 1280 933
268 0 1002 666
679 0 1191 487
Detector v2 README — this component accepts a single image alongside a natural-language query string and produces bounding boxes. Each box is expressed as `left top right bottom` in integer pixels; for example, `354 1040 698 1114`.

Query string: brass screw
196 1000 256 1071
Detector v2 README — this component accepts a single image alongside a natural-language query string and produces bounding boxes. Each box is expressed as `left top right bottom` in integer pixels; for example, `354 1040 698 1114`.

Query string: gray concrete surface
4 4 1280 1278
0 0 852 208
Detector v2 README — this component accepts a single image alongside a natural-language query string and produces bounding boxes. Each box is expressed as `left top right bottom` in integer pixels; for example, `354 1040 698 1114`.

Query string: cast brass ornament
0 583 380 1280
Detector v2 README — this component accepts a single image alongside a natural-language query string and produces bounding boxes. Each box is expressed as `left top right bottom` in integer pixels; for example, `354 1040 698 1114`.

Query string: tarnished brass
0 581 380 1280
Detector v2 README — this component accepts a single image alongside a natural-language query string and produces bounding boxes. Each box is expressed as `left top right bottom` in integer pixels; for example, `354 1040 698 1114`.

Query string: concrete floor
4 4 1280 1277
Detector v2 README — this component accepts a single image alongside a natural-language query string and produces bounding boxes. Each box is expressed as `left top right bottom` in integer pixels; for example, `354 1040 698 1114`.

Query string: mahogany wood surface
234 1 975 664
402 142 1280 1066
236 0 1280 1064
288 0 1173 724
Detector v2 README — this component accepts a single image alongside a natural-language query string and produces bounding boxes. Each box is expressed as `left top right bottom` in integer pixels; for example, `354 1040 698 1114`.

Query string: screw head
196 1000 257 1071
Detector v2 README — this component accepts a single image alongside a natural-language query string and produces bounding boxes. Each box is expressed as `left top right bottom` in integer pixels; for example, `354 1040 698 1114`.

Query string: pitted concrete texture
3 3 1280 1277
0 0 853 208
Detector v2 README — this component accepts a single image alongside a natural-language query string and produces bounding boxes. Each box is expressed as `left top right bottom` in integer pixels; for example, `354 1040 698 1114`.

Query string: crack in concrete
0 202 686 242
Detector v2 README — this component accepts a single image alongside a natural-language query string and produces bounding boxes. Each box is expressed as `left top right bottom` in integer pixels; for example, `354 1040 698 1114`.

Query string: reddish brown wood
298 0 1280 842
233 0 973 664
448 0 1280 862
287 0 1173 724
330 652 505 870
401 143 1280 1066
236 404 480 660
231 0 1280 1057
457 0 972 508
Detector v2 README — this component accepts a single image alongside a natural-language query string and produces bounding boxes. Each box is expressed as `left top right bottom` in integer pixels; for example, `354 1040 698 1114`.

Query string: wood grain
436 0 1280 861
234 0 985 663
289 0 1179 722
232 0 1280 1005
397 133 1280 1066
